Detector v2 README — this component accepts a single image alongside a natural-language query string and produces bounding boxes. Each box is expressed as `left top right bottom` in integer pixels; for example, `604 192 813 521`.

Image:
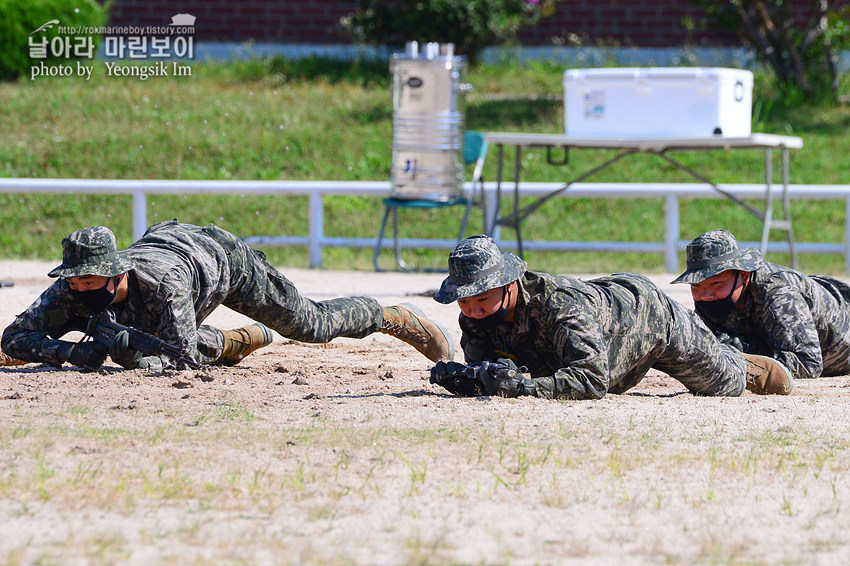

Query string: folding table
484 132 804 268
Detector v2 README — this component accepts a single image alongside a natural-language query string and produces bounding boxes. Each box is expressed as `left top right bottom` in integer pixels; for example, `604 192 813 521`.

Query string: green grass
0 56 848 273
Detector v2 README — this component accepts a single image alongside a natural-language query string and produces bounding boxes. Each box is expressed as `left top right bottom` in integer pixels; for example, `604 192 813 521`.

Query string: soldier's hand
717 332 745 352
429 361 468 384
429 361 485 397
56 341 107 372
109 330 149 369
478 359 536 398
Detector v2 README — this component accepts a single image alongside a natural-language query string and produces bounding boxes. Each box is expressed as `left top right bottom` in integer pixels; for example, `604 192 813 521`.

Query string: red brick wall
106 0 795 47
107 0 357 43
518 1 737 47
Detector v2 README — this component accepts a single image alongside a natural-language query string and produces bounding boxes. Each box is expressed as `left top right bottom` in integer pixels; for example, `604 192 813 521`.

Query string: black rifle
86 310 201 369
430 359 518 397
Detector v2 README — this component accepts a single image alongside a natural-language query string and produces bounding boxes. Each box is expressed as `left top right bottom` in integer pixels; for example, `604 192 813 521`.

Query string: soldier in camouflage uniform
1 220 454 371
429 235 792 399
673 229 850 380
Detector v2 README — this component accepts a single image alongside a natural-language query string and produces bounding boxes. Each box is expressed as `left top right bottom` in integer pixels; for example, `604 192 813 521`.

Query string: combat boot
380 303 454 362
219 323 274 366
744 353 793 395
0 349 27 366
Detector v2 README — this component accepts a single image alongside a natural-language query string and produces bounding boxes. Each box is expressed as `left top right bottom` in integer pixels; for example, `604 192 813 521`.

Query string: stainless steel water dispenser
390 41 469 201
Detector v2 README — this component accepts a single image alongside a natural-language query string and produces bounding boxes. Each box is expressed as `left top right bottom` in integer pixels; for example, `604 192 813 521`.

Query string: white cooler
563 67 753 137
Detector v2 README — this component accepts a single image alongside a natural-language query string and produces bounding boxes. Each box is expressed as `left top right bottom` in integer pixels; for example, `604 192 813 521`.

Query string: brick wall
108 0 357 43
517 1 737 47
106 0 797 47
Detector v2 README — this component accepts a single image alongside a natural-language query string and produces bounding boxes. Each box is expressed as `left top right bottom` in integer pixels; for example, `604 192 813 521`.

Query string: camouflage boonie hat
434 235 527 304
671 229 762 285
48 226 134 278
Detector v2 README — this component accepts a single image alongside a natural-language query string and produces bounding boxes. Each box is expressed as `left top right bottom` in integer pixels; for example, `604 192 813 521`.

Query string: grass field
0 57 848 273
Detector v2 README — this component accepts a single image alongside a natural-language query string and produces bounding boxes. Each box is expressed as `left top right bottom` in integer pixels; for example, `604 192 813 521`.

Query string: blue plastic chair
373 131 488 271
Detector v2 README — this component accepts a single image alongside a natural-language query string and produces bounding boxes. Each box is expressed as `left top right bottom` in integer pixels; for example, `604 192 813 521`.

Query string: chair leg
373 204 393 271
391 206 411 271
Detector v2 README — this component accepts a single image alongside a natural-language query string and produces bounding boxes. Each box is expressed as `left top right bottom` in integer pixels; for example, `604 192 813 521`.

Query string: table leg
759 148 796 267
490 144 505 238
759 147 774 257
782 148 797 268
513 146 523 258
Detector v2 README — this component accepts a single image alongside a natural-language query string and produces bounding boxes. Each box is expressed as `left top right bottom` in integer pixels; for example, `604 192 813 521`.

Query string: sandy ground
2 260 850 565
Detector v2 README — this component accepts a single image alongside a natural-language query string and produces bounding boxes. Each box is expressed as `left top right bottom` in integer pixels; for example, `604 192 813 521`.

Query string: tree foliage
694 0 850 102
340 0 558 64
0 0 108 81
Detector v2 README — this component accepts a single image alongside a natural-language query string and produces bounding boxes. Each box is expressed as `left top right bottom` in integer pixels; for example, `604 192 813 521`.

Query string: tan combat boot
0 349 27 366
380 303 454 362
219 323 274 366
744 354 793 395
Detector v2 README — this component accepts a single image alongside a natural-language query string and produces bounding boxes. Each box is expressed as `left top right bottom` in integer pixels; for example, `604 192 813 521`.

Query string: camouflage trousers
610 289 747 397
530 278 748 399
194 225 383 361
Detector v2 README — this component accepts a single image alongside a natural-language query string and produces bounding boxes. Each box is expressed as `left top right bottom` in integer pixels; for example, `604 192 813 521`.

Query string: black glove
477 358 536 398
429 360 486 397
109 330 149 369
56 341 107 371
717 332 745 352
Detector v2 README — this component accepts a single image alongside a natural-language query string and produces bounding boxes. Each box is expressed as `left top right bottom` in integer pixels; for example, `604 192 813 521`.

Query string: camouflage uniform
674 229 850 379
2 220 383 369
434 235 748 399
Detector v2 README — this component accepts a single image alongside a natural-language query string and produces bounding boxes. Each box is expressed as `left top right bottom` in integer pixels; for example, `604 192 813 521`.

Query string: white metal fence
2 178 850 272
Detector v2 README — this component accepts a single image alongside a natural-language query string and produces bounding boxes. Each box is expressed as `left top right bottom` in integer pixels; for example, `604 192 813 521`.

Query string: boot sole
400 302 455 362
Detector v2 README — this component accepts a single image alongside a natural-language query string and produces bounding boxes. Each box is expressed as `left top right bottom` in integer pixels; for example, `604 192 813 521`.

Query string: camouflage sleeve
759 284 823 379
144 277 207 369
0 282 89 366
531 301 609 400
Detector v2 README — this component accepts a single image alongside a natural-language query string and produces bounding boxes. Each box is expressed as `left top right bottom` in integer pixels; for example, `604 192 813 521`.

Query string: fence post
309 192 323 268
132 189 147 241
846 197 850 275
664 193 679 273
482 185 499 236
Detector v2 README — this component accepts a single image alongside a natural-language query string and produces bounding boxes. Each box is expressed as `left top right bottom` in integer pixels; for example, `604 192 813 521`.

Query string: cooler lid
564 67 753 82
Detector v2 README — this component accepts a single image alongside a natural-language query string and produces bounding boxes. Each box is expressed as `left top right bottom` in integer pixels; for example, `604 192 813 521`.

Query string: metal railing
2 177 849 272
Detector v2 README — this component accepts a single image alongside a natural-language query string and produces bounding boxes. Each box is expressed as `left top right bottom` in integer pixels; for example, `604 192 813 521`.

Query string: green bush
341 0 558 64
0 0 108 80
689 0 850 103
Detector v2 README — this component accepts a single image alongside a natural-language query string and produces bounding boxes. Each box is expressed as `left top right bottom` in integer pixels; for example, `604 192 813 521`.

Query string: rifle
430 359 519 397
86 310 201 369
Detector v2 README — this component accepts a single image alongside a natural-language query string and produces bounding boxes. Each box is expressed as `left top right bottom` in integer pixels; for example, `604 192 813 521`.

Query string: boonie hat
434 235 527 303
671 229 762 285
48 226 134 278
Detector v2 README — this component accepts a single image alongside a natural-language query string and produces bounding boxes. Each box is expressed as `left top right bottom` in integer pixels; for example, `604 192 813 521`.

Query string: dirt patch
1 260 850 565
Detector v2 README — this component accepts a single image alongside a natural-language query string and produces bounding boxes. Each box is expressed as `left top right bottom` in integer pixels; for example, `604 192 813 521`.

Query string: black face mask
694 273 742 320
466 286 510 331
694 295 738 320
68 276 118 314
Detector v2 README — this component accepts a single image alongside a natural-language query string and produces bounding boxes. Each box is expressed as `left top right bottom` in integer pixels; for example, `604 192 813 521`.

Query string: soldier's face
458 282 518 320
66 275 111 292
690 270 747 303
458 287 504 319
